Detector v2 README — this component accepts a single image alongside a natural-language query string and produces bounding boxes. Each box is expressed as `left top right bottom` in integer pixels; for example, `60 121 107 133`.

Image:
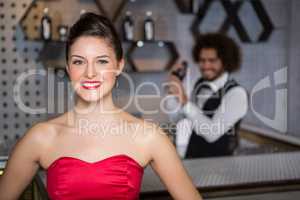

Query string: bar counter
1 151 300 199
30 152 300 199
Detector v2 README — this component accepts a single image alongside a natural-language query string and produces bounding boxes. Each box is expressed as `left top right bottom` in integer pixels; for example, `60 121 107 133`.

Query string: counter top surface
1 151 300 197
28 152 300 194
142 152 300 192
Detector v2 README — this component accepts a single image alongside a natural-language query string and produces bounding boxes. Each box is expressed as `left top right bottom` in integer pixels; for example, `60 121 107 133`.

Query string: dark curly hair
192 33 241 72
66 12 123 62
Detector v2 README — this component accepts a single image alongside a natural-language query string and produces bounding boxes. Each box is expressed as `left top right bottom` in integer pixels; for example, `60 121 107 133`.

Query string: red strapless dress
46 154 144 200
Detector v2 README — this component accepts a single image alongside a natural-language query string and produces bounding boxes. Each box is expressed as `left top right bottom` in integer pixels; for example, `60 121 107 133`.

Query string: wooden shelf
127 40 179 72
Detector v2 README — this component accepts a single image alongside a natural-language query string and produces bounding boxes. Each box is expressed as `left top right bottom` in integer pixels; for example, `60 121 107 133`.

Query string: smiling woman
65 13 124 103
66 35 123 103
0 13 202 200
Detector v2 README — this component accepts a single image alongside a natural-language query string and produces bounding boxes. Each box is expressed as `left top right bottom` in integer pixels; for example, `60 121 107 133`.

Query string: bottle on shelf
58 25 68 42
122 11 134 41
171 60 188 81
41 7 52 41
143 11 155 41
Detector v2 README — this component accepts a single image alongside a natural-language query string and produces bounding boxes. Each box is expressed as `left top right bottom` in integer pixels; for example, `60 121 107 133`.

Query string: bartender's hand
167 74 188 106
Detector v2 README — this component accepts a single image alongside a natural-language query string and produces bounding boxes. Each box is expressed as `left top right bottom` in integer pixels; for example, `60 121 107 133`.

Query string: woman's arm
146 124 203 200
0 123 48 200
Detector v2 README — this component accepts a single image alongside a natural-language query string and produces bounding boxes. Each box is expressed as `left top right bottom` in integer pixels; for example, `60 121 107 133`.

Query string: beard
201 68 225 81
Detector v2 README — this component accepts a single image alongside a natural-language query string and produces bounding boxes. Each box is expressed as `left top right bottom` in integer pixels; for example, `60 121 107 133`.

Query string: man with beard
167 33 248 158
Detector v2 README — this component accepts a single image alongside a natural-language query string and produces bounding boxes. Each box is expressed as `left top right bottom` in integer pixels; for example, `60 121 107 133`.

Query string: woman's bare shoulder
22 121 58 147
120 112 171 162
123 112 169 147
142 121 170 146
21 113 69 148
5 120 59 167
121 112 158 133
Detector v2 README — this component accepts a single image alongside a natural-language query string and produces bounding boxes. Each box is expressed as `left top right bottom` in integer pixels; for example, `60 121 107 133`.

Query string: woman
0 13 202 200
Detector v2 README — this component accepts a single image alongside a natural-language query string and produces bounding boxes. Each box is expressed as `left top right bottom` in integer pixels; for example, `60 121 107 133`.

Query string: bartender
167 33 248 158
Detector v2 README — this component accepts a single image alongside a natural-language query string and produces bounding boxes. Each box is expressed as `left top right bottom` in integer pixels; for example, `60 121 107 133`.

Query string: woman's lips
81 81 102 90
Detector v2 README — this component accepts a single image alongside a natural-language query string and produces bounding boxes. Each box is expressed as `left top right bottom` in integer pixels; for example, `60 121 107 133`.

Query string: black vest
184 77 241 158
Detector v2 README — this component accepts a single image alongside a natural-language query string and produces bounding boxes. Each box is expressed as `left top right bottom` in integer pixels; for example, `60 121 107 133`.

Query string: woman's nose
86 63 97 78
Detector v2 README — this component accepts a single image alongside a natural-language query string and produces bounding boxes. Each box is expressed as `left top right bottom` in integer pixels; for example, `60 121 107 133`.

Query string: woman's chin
77 92 103 103
74 85 113 104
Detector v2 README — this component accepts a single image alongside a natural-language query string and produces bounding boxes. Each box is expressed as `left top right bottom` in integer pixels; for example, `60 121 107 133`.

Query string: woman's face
67 36 124 102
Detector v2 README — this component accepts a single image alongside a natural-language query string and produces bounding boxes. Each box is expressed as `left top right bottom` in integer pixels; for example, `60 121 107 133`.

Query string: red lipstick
81 81 101 90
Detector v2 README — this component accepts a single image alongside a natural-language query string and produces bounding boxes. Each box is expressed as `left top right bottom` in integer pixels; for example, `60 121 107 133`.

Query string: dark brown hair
65 12 123 62
193 33 241 72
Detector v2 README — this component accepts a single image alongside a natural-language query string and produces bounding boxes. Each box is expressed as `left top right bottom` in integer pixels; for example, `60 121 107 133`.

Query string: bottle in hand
171 60 188 81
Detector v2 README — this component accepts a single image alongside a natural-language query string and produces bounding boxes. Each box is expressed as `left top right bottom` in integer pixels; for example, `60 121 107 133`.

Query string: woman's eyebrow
96 55 109 58
70 55 110 59
70 55 85 59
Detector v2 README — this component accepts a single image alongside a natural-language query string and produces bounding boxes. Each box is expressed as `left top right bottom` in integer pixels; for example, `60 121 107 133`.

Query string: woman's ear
116 58 125 76
66 64 70 75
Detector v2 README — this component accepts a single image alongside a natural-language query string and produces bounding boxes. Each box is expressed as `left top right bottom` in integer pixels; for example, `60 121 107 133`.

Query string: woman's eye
97 60 108 64
72 60 83 65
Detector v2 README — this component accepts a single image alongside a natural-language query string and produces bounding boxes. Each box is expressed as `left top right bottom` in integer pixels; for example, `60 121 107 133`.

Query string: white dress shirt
166 72 248 157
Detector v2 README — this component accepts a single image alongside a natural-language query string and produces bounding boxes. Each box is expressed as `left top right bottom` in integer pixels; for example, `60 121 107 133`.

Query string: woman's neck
67 92 123 128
